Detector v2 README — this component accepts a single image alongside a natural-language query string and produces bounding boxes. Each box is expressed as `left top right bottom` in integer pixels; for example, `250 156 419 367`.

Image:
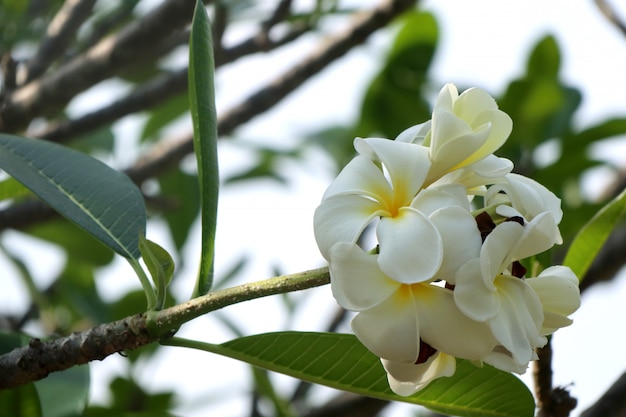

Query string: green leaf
527 35 560 79
564 188 626 280
357 11 438 138
188 0 219 296
0 134 146 260
139 236 175 310
0 177 32 201
0 383 42 417
35 364 90 417
178 332 534 417
141 91 190 142
158 168 200 255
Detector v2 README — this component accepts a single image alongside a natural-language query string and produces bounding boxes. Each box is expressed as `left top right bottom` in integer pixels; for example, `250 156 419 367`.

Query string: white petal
488 276 543 365
454 258 500 321
323 155 393 202
355 138 431 203
411 184 471 216
429 206 482 283
351 289 420 362
482 346 529 374
395 121 431 144
382 352 456 396
313 194 382 259
377 208 442 284
481 221 524 282
414 284 497 359
513 213 560 260
329 243 400 311
468 155 513 179
527 266 580 334
455 87 499 121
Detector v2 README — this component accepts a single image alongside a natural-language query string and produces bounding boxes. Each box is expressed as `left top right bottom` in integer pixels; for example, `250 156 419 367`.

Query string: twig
20 0 97 84
595 0 626 38
533 339 577 417
0 0 204 133
0 267 330 390
0 0 417 229
580 371 626 417
36 22 311 144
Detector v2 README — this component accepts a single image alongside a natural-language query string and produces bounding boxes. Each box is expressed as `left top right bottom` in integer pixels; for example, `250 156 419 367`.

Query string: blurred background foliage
0 0 625 416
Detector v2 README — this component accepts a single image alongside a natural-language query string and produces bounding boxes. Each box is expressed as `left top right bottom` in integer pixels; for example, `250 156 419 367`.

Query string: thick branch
36 22 310 144
0 267 330 390
0 0 417 228
0 0 203 133
580 371 626 417
20 0 98 84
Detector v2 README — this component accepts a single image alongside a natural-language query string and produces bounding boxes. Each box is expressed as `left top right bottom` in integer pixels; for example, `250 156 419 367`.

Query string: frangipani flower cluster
313 83 581 396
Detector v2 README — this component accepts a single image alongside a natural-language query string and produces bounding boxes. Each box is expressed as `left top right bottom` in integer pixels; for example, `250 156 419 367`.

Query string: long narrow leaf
564 188 626 280
170 332 534 417
0 134 146 259
189 0 219 296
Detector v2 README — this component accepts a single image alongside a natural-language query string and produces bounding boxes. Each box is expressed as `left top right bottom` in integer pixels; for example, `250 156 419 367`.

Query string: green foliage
83 377 175 417
179 332 534 417
357 10 438 139
188 0 219 296
564 188 626 280
0 134 146 260
139 236 175 310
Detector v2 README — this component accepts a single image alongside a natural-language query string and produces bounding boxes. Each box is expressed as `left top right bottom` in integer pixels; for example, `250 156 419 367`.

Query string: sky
2 0 626 416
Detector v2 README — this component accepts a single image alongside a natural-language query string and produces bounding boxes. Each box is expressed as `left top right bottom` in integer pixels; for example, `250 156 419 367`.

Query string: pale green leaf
189 0 219 296
564 188 626 280
176 332 534 417
0 134 146 259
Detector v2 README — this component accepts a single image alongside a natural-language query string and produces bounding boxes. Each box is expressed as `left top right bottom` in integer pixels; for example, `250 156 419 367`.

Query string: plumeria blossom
422 84 513 183
329 243 498 367
314 137 481 284
314 82 580 395
453 220 577 371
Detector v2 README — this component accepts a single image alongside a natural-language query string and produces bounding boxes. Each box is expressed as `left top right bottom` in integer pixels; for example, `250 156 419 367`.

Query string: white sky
2 1 626 416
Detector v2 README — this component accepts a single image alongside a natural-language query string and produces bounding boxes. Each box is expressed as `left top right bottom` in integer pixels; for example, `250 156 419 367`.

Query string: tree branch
595 0 626 39
19 0 98 84
0 267 330 390
0 0 205 133
580 371 626 417
0 0 418 229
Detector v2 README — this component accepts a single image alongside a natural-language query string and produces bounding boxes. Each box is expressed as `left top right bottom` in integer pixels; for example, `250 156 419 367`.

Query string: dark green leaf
141 91 189 142
0 383 42 417
35 363 89 417
527 35 560 79
189 0 219 296
357 11 437 138
203 332 534 417
158 168 200 255
0 134 146 259
0 177 31 201
564 188 626 280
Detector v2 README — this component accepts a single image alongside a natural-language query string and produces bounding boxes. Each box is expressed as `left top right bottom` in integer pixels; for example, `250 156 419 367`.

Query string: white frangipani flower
314 138 481 284
423 83 513 183
329 243 497 365
453 221 546 369
313 82 580 393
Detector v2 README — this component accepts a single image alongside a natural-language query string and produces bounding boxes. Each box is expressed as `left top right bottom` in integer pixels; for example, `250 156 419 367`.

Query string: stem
0 266 330 389
147 267 330 336
128 258 157 310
